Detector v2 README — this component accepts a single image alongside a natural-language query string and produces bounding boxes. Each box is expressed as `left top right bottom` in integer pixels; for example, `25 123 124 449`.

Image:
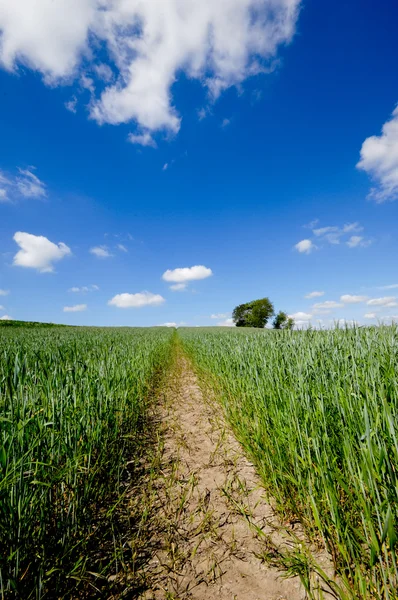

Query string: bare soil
135 351 323 600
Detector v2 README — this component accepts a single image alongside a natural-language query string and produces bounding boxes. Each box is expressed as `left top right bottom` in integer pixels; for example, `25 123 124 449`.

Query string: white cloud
0 166 46 201
217 318 235 327
160 322 177 328
169 283 187 292
347 235 371 248
379 284 398 290
68 285 99 293
312 308 332 315
221 118 231 128
162 163 168 171
80 73 94 93
128 132 157 148
211 313 229 319
343 222 363 234
108 291 165 308
0 306 4 310
357 105 398 202
162 265 212 283
13 231 71 273
0 289 9 296
367 296 397 307
90 245 112 258
313 301 343 309
0 315 12 320
304 291 324 299
294 239 315 254
65 96 77 113
117 244 128 252
0 0 300 138
63 304 87 312
16 168 46 198
313 225 339 237
336 319 359 328
312 222 368 247
364 313 377 319
94 63 113 82
340 294 368 304
289 311 312 321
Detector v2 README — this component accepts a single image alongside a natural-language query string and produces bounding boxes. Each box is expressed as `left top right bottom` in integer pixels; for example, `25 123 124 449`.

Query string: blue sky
0 0 397 327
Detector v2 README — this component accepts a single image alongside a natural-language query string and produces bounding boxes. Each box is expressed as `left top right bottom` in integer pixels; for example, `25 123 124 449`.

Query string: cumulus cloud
217 318 235 327
170 283 187 292
357 105 398 202
313 301 343 309
0 315 12 320
0 167 46 201
367 296 397 307
340 294 368 304
162 265 212 283
160 322 177 328
63 304 87 312
0 289 9 296
304 291 324 299
108 291 165 308
289 311 312 321
90 245 112 258
13 231 71 273
211 313 229 319
294 239 315 254
364 313 377 319
0 0 300 138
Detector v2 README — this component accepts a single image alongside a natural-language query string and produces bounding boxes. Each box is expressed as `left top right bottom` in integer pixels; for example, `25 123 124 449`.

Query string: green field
0 325 174 597
1 323 398 598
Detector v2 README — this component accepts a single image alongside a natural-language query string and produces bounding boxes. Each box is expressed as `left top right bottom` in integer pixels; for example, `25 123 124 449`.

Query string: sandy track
138 351 311 600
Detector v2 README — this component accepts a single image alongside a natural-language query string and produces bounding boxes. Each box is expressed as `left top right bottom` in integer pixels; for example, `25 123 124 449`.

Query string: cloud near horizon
108 291 165 308
63 304 87 312
162 265 213 283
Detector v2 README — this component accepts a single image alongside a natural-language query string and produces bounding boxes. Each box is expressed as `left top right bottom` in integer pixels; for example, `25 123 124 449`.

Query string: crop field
180 325 398 599
0 325 174 597
1 323 398 599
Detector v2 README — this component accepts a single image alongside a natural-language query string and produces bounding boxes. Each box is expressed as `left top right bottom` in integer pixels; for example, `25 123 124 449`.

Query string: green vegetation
2 322 398 599
0 325 174 597
179 325 398 599
232 297 294 329
232 297 275 328
272 310 294 330
0 319 64 328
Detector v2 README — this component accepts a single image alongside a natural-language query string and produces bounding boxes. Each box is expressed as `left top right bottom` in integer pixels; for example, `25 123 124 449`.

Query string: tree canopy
273 311 294 330
232 299 295 329
232 297 274 328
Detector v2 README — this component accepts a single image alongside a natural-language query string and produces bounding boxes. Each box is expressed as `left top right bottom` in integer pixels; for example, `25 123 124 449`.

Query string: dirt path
137 351 323 600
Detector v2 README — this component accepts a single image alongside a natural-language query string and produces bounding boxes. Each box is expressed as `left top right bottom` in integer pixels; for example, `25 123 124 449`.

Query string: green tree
273 311 294 330
232 298 274 328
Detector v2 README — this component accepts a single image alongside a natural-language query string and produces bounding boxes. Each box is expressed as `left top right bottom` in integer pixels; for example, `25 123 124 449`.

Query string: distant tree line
232 297 294 329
